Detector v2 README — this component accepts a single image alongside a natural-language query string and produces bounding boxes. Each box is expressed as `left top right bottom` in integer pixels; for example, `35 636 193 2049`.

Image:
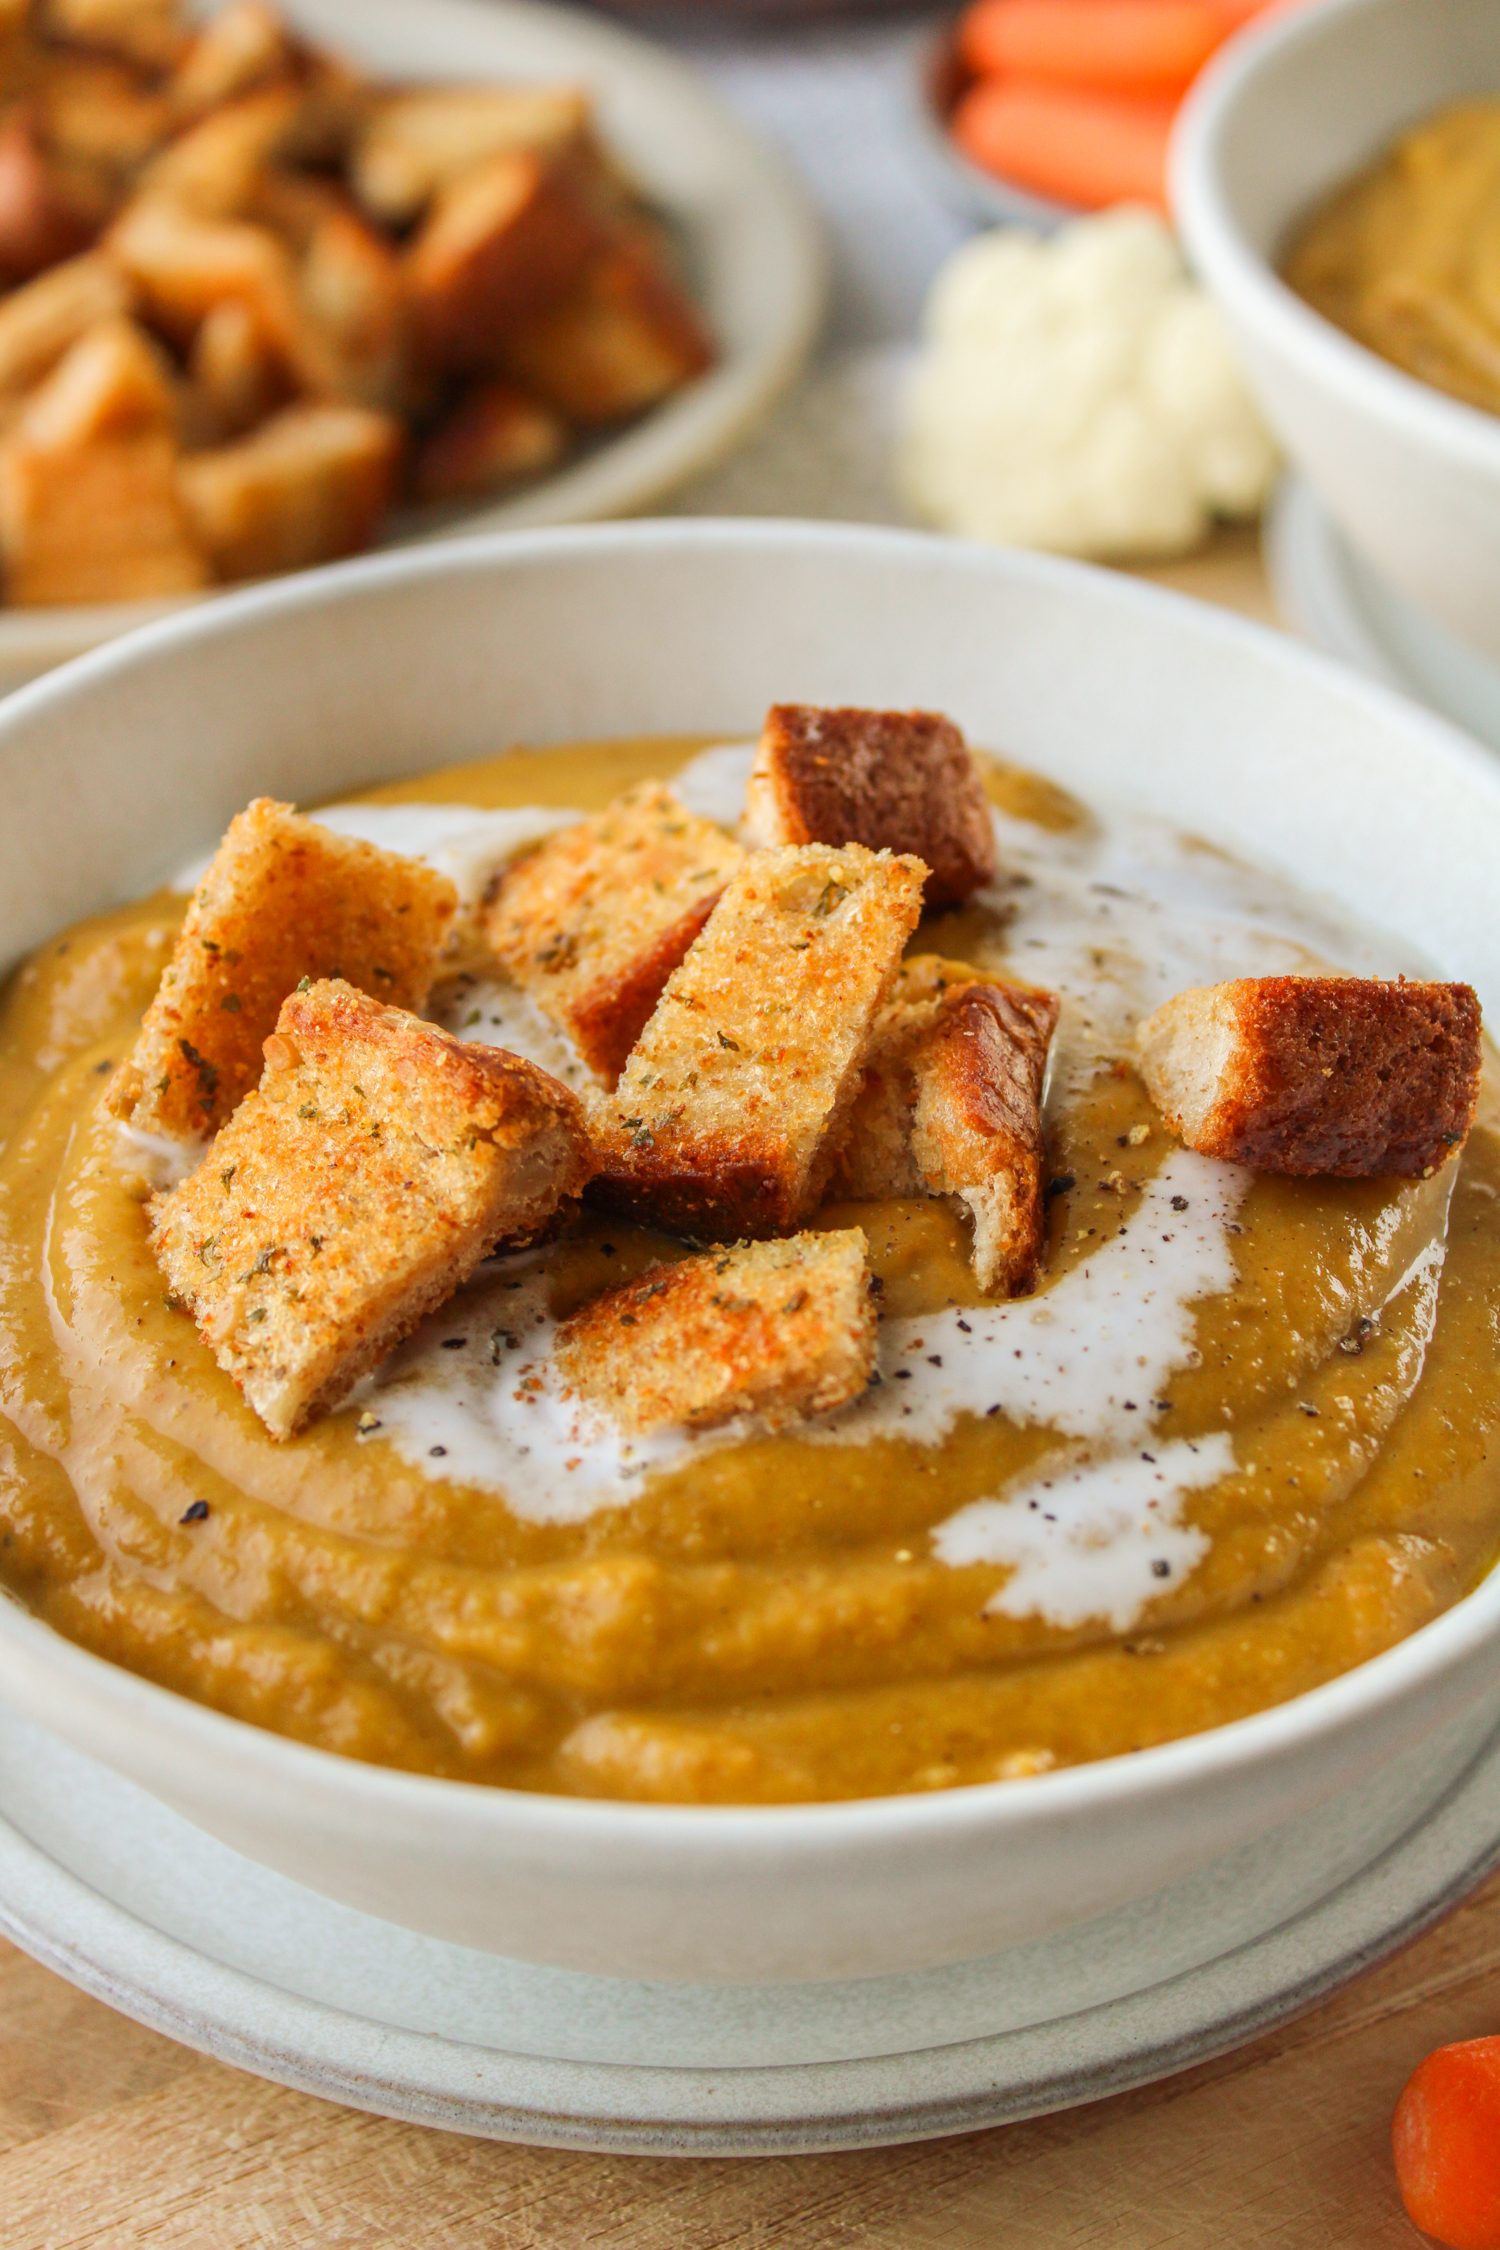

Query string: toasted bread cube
297 201 409 411
500 229 712 424
40 0 188 69
138 85 303 219
1134 975 1483 1178
108 193 304 354
352 85 591 227
107 798 457 1139
591 843 927 1240
0 317 209 604
178 400 400 580
833 957 1059 1293
0 252 130 400
184 294 288 440
486 783 744 1084
151 979 591 1438
170 1 296 119
412 378 565 503
39 55 173 181
406 149 601 373
746 706 997 910
557 1228 876 1437
0 112 98 286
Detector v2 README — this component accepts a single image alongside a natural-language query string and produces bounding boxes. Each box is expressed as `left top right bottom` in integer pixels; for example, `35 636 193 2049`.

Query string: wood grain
3 526 1470 2250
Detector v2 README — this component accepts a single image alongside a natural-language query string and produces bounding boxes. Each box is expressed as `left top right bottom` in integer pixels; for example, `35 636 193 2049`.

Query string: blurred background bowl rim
1169 0 1500 474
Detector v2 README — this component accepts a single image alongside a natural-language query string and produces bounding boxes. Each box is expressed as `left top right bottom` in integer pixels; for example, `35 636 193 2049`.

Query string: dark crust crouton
498 226 714 425
589 842 927 1241
107 797 457 1139
745 706 998 909
555 1228 876 1436
151 978 592 1439
406 149 603 373
832 955 1060 1293
1134 975 1483 1178
485 782 743 1084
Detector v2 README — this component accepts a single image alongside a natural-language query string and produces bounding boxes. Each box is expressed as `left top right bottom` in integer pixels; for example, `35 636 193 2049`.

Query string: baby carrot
958 0 1227 98
951 77 1176 211
1393 2038 1500 2250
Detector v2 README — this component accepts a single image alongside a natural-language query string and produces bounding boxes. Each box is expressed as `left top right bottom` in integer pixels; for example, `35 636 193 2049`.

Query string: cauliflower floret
898 208 1278 562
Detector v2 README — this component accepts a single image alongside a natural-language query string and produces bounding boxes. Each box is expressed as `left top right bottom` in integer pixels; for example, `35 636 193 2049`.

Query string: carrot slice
950 78 1176 211
958 0 1227 97
1393 2039 1500 2250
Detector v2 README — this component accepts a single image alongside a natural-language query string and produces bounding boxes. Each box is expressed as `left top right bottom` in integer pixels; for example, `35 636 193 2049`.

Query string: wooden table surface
0 523 1481 2250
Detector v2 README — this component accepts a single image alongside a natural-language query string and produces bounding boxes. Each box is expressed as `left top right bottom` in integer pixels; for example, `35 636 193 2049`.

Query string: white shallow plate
0 0 824 692
1268 475 1500 761
3 1699 1499 2153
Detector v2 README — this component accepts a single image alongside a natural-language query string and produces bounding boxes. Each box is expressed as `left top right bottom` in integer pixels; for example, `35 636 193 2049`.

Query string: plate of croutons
0 0 824 682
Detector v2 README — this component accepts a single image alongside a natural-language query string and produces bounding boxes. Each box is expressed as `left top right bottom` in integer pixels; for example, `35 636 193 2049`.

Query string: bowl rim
2 513 1499 1851
1169 0 1500 476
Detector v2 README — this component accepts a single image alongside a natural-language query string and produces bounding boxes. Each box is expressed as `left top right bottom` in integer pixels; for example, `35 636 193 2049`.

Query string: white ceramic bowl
1171 0 1500 665
1 520 1499 1988
0 0 824 693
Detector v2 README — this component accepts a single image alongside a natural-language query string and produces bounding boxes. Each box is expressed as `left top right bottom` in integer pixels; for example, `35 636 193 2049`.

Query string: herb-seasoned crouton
499 227 713 423
108 798 457 1139
486 782 744 1083
108 193 304 353
412 378 565 503
0 252 130 399
590 842 927 1240
177 399 401 579
557 1228 876 1436
745 706 998 909
352 85 591 227
0 317 209 603
406 149 601 372
152 978 591 1438
138 85 304 218
832 956 1059 1292
170 1 297 120
1134 975 1483 1178
184 293 287 440
40 0 188 69
296 201 408 411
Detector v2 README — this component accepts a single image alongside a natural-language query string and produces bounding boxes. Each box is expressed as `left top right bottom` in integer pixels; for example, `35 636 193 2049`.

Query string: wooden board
4 525 1473 2250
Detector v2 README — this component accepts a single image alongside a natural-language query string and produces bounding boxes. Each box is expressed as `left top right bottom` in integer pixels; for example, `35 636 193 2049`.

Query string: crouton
40 0 188 70
107 798 457 1139
745 706 998 910
831 956 1059 1292
486 783 744 1083
183 294 288 441
151 978 591 1438
556 1228 876 1436
296 200 409 410
590 842 927 1240
406 149 602 373
107 193 304 355
177 399 401 580
137 85 303 218
499 227 713 423
39 56 172 181
1134 975 1484 1178
0 112 98 286
352 85 592 227
412 378 565 503
170 1 296 119
0 252 130 399
0 316 209 603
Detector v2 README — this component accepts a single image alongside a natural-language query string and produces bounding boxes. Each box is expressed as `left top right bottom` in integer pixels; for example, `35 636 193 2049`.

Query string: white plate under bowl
1268 473 1500 761
3 1697 1499 2152
0 0 824 693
